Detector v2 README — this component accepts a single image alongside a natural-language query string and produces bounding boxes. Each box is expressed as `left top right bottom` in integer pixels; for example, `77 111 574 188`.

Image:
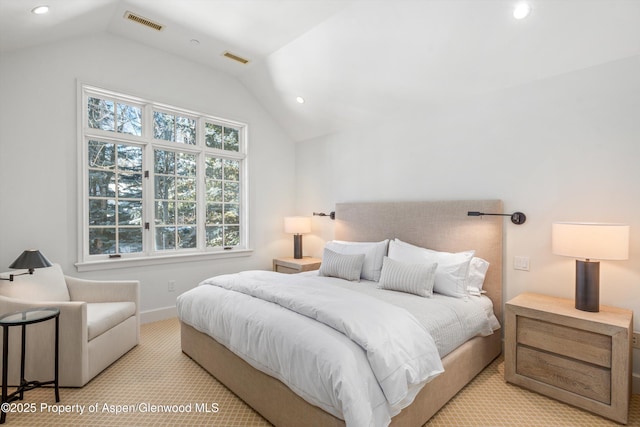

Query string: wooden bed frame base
181 321 501 426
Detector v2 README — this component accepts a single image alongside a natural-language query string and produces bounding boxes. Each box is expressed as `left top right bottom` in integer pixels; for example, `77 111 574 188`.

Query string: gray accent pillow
319 248 365 282
389 239 474 298
378 256 438 297
324 240 388 281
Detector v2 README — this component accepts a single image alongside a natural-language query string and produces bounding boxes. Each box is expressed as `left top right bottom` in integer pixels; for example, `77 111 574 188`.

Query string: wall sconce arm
467 211 526 225
313 211 335 220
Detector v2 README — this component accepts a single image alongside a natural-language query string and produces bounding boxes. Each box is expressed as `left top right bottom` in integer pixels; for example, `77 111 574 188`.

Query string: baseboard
141 306 177 324
633 373 640 394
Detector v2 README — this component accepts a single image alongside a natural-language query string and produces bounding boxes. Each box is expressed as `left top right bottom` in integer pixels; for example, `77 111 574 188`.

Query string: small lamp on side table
284 217 311 259
552 222 629 312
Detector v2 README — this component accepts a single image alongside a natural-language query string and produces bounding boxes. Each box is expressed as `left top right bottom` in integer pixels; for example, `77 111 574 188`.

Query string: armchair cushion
0 264 70 301
87 302 136 341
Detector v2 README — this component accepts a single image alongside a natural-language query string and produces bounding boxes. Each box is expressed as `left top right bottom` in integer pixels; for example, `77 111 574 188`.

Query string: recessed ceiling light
31 5 49 15
296 97 305 104
513 3 531 20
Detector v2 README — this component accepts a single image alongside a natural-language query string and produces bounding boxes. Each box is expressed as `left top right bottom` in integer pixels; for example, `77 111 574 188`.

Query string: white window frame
76 83 251 272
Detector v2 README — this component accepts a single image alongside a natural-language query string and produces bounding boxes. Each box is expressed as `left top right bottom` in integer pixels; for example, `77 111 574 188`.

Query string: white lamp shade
284 216 311 234
552 222 629 260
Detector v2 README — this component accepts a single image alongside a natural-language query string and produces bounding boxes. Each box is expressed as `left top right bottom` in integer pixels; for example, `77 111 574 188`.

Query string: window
204 156 241 247
79 85 248 268
87 140 143 255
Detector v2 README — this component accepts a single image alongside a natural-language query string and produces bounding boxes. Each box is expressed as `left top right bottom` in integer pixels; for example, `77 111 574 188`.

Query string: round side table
0 307 60 424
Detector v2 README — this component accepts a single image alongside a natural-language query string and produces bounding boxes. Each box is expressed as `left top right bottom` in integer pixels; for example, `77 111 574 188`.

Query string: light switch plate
514 256 530 271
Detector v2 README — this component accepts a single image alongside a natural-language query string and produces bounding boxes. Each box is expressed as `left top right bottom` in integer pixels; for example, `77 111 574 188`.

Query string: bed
178 200 503 426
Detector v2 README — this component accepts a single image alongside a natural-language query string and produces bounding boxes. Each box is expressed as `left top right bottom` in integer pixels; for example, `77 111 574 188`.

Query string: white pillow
467 257 490 294
324 239 389 282
318 248 365 282
388 239 474 298
378 257 437 297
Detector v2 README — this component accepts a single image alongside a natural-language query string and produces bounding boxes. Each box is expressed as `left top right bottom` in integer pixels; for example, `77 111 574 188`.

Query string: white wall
0 34 296 320
295 55 640 375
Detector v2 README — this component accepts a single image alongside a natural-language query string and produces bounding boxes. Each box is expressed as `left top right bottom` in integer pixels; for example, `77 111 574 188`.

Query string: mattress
177 270 497 427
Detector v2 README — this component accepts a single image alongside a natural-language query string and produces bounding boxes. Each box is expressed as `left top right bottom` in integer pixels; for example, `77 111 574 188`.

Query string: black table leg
2 325 8 424
19 324 25 400
54 316 59 402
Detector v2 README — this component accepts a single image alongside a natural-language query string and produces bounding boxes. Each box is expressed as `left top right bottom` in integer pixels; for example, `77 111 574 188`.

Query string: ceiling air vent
124 11 164 32
223 51 250 65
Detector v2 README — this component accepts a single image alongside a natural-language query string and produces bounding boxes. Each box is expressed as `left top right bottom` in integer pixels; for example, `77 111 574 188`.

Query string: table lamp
552 222 629 312
284 217 311 259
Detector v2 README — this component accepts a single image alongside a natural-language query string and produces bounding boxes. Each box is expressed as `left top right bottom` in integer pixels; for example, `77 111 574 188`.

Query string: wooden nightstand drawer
516 345 611 404
517 317 611 367
275 265 301 274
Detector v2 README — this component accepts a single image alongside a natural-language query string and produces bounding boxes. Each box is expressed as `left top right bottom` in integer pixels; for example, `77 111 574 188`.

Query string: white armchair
0 264 139 387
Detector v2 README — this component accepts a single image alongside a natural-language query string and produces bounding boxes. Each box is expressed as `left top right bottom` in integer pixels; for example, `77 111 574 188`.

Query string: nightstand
273 257 321 274
505 293 632 424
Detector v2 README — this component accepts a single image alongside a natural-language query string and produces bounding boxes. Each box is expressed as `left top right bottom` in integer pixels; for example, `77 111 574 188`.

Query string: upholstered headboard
334 200 504 321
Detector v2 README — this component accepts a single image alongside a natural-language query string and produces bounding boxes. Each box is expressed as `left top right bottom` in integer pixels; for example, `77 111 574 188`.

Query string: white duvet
177 270 495 427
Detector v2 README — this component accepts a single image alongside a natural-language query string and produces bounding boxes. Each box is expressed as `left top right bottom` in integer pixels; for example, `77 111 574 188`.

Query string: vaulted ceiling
1 0 639 141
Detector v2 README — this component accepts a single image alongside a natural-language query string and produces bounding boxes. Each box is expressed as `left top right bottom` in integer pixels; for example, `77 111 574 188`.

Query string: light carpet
4 317 639 426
